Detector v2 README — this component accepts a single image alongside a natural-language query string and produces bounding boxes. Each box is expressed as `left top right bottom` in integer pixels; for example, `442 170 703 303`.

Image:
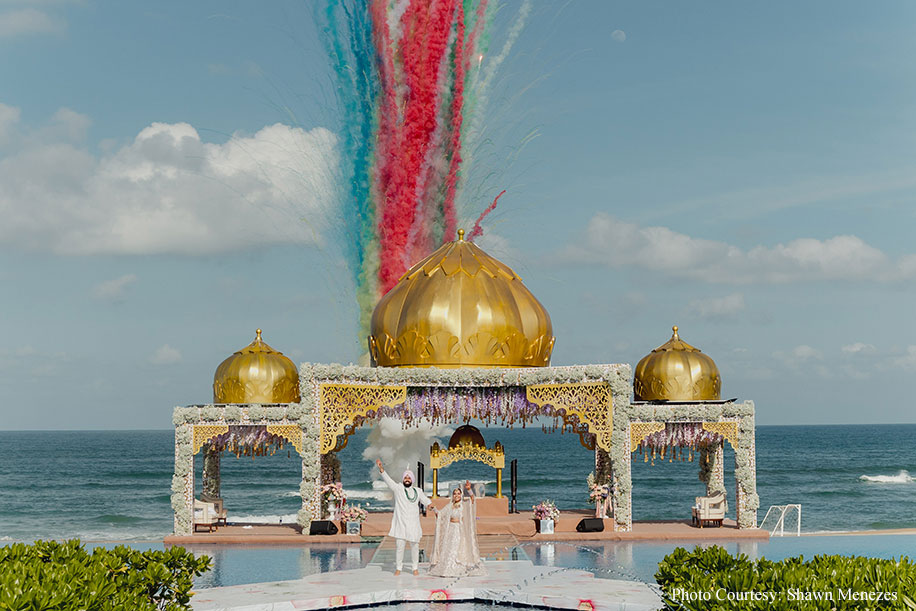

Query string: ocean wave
93 514 146 524
229 513 297 524
859 470 914 484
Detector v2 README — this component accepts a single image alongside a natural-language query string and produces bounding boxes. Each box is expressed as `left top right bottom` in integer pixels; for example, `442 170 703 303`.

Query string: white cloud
892 346 916 372
0 102 20 146
149 344 182 365
561 213 910 284
92 273 137 301
611 29 626 43
773 344 822 366
792 345 821 361
0 104 338 254
689 293 745 320
0 8 62 37
841 342 876 355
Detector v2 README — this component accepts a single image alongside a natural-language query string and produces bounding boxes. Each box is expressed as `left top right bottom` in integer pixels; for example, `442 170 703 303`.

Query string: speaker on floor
576 518 605 533
309 520 338 535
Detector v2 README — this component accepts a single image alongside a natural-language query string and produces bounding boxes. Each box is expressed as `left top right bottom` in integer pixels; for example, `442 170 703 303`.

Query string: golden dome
633 326 721 401
213 329 301 403
368 229 554 368
448 424 486 449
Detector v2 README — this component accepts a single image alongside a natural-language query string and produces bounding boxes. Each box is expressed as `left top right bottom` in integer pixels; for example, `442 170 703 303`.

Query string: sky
2 0 915 429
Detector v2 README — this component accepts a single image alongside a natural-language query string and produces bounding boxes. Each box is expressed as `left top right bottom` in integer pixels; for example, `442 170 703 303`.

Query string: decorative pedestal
535 518 555 534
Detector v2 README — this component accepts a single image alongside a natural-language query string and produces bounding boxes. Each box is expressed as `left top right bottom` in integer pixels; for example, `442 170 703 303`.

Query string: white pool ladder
760 504 801 536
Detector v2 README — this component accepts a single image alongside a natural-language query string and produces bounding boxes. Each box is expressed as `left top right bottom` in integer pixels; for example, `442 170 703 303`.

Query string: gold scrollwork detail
193 424 229 454
430 441 505 470
702 421 739 450
526 382 613 452
319 384 407 454
266 424 303 455
629 422 665 452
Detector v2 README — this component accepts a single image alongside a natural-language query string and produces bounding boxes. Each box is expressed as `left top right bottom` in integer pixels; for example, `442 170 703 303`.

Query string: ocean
2 424 915 542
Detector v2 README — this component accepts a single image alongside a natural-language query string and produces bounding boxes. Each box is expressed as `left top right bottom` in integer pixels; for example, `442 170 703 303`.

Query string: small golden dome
448 424 486 449
633 326 721 401
368 230 554 367
213 329 301 403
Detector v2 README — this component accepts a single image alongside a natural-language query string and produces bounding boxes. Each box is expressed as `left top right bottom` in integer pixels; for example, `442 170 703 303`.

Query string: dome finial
255 328 262 342
457 228 465 241
672 325 679 339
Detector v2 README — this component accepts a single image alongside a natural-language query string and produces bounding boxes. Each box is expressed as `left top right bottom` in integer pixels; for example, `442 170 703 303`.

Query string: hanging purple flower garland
635 422 725 465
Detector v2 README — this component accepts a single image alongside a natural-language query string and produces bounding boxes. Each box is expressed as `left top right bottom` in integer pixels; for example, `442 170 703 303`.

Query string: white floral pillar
709 442 726 496
171 424 194 536
735 411 758 529
296 386 321 533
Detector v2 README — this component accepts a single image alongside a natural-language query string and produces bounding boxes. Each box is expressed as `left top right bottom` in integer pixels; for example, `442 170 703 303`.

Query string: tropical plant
0 540 211 610
655 545 916 610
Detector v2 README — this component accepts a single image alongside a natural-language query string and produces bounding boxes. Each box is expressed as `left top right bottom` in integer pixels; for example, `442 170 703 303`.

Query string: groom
376 458 434 575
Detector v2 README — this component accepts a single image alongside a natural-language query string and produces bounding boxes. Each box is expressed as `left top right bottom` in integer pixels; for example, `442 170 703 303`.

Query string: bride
428 480 487 577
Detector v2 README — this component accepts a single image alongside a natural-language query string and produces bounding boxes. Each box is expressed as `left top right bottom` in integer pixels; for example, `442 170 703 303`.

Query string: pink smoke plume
469 190 505 241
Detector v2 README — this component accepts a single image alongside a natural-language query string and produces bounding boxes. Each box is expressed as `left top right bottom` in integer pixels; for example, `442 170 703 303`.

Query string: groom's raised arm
377 459 398 491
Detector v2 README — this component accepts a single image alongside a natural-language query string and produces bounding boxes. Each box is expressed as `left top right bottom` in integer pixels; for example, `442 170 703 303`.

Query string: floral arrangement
321 482 345 505
587 472 610 505
532 500 560 522
338 504 369 524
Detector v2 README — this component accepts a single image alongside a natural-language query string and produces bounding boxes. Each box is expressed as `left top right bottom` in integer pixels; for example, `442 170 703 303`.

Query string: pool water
142 533 916 589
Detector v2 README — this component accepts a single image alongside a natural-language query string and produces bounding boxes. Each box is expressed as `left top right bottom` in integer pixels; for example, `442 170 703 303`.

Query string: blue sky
2 1 915 429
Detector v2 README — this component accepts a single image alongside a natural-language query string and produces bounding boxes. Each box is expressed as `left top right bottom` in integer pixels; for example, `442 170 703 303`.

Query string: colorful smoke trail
319 0 530 342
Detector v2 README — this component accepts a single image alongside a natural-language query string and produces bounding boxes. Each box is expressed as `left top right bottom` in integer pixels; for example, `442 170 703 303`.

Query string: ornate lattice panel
319 384 407 454
266 424 303 455
702 421 739 450
629 422 665 452
430 441 506 469
526 382 613 451
192 424 229 454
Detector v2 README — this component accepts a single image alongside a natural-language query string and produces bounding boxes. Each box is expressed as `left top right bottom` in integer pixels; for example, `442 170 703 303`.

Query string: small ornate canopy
213 329 301 403
633 326 721 401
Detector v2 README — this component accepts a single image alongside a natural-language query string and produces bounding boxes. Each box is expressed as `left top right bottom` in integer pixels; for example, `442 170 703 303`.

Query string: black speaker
309 520 338 535
510 459 518 513
576 518 605 533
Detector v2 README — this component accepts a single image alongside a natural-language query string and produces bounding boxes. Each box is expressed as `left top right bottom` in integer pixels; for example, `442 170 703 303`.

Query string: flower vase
536 518 554 534
346 521 361 535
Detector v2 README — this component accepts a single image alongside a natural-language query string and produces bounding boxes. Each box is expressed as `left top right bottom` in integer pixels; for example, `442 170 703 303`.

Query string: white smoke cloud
0 103 338 255
362 418 453 495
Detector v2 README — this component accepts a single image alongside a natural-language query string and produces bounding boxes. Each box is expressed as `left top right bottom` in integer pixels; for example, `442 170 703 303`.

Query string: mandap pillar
173 425 195 536
735 419 758 529
202 443 221 499
612 432 632 532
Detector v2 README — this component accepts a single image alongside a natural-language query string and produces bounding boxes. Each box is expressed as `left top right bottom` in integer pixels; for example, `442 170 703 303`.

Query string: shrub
656 545 916 610
0 540 211 610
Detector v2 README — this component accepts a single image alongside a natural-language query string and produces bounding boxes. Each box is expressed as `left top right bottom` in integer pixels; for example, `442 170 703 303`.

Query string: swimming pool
155 533 916 589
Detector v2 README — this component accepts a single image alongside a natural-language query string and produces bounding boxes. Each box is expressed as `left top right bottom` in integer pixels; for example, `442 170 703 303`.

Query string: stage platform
165 511 767 545
190 559 663 611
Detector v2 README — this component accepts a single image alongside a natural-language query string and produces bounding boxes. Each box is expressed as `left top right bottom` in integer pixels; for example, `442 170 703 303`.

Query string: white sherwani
381 470 431 543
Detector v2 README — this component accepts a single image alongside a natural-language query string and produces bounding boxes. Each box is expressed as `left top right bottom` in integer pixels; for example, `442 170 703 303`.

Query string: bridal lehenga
428 493 487 577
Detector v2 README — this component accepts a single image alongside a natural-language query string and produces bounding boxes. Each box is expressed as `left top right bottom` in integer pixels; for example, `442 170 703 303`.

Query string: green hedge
655 546 916 610
0 540 211 611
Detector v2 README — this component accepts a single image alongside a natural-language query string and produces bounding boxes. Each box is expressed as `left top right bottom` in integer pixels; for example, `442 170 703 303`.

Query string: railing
760 504 801 536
